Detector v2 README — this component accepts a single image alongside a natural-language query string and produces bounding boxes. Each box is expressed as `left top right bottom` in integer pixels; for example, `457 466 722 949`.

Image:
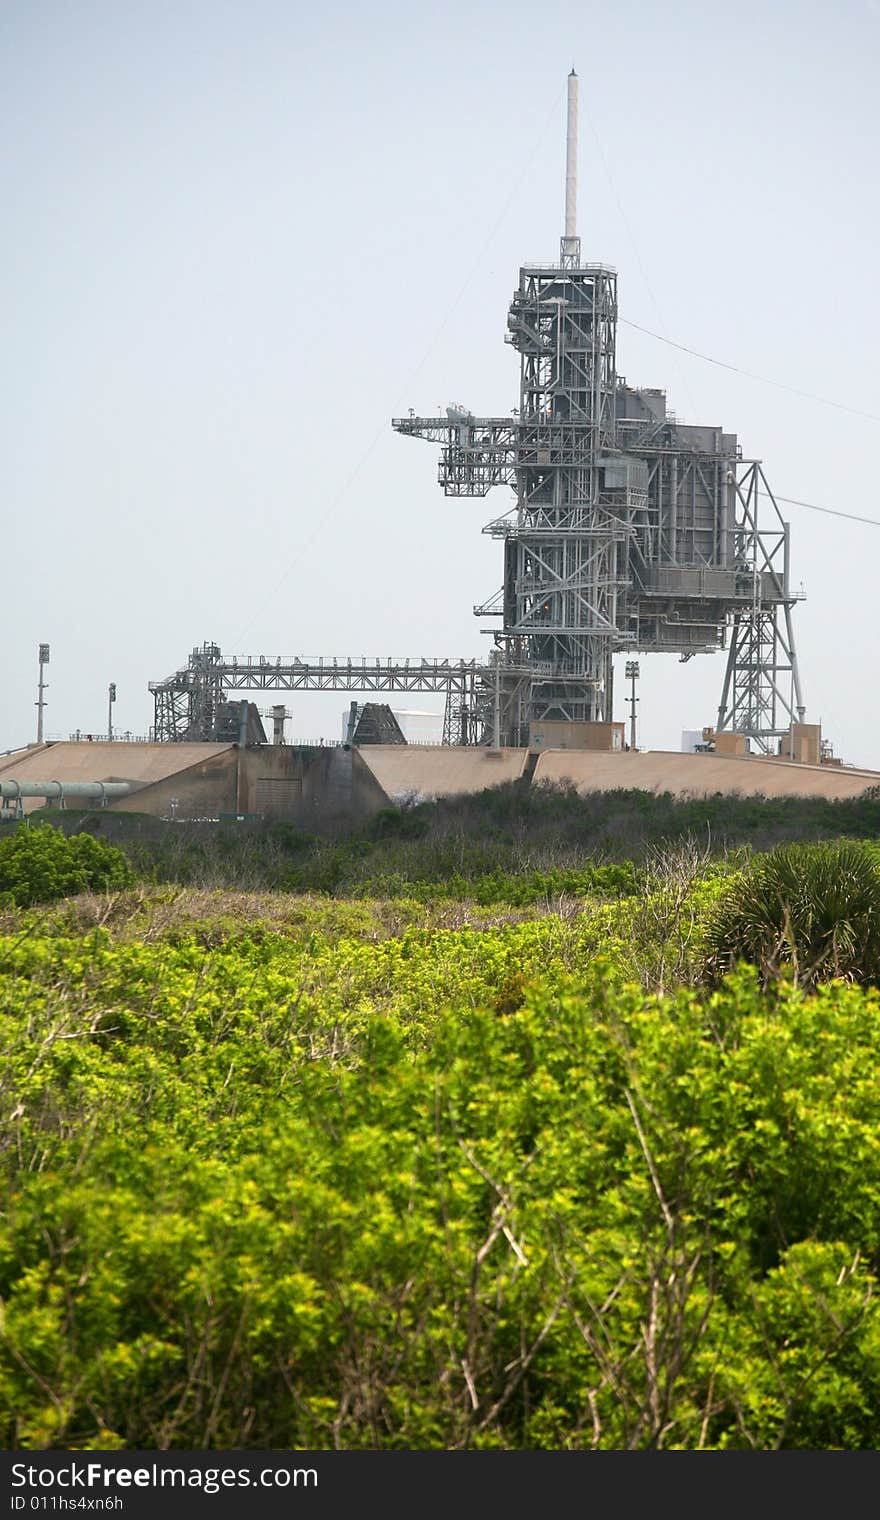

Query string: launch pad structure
150 71 806 754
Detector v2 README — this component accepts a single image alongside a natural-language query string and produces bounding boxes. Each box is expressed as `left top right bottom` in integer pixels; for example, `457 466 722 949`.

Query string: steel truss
715 463 805 753
149 651 534 746
150 643 226 742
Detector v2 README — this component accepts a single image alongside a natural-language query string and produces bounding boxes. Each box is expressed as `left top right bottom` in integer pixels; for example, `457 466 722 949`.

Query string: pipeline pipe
0 780 133 802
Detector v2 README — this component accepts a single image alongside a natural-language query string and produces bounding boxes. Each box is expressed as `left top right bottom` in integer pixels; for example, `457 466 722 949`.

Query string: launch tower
392 71 805 749
153 73 805 755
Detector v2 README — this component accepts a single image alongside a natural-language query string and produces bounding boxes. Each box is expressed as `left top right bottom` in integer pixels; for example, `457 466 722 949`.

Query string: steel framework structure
149 648 524 746
391 406 804 751
391 73 805 751
396 257 631 737
715 463 805 744
150 72 806 754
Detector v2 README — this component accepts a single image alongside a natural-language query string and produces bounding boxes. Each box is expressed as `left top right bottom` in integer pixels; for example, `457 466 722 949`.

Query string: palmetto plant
702 840 880 989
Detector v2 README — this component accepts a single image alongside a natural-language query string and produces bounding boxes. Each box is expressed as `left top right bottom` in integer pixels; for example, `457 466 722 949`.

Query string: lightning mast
561 68 579 266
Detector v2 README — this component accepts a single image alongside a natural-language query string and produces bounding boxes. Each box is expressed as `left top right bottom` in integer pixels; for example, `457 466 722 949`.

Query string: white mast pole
565 68 578 242
561 69 580 265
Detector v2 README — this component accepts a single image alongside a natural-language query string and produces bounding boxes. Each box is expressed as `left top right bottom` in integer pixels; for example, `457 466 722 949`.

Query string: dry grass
0 884 570 947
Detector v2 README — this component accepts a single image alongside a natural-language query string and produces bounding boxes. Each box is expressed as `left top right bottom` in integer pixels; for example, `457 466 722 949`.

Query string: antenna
561 68 580 266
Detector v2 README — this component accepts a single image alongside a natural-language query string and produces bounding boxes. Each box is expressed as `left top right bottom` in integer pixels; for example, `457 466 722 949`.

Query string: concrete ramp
0 745 53 777
356 745 528 802
0 742 236 814
0 741 235 785
532 749 880 801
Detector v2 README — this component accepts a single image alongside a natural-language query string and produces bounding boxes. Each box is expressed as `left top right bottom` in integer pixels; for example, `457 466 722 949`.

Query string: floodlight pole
36 643 50 744
625 660 640 751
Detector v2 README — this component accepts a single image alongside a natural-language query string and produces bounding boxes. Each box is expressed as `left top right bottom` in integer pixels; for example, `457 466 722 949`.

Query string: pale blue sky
3 0 879 760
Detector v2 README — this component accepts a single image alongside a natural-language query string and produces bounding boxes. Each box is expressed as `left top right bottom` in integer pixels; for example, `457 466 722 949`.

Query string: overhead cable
763 491 880 529
619 317 880 425
231 87 567 645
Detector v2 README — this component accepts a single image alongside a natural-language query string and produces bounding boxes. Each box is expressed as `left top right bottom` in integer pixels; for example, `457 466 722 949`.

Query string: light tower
35 643 50 744
625 659 640 751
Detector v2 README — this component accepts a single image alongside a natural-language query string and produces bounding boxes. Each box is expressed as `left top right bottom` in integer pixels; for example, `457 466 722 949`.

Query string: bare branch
624 1089 673 1234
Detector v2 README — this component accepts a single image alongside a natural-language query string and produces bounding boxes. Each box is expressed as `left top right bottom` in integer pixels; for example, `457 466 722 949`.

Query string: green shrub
0 822 134 907
4 919 880 1450
112 783 880 894
347 862 639 905
701 839 880 989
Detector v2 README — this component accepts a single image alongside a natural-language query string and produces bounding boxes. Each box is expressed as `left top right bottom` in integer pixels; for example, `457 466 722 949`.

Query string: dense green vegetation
45 779 880 899
3 797 880 1450
0 822 133 908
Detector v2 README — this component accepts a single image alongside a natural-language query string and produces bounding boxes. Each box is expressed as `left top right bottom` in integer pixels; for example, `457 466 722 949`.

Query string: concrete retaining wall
532 749 880 801
354 745 529 802
4 739 878 823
